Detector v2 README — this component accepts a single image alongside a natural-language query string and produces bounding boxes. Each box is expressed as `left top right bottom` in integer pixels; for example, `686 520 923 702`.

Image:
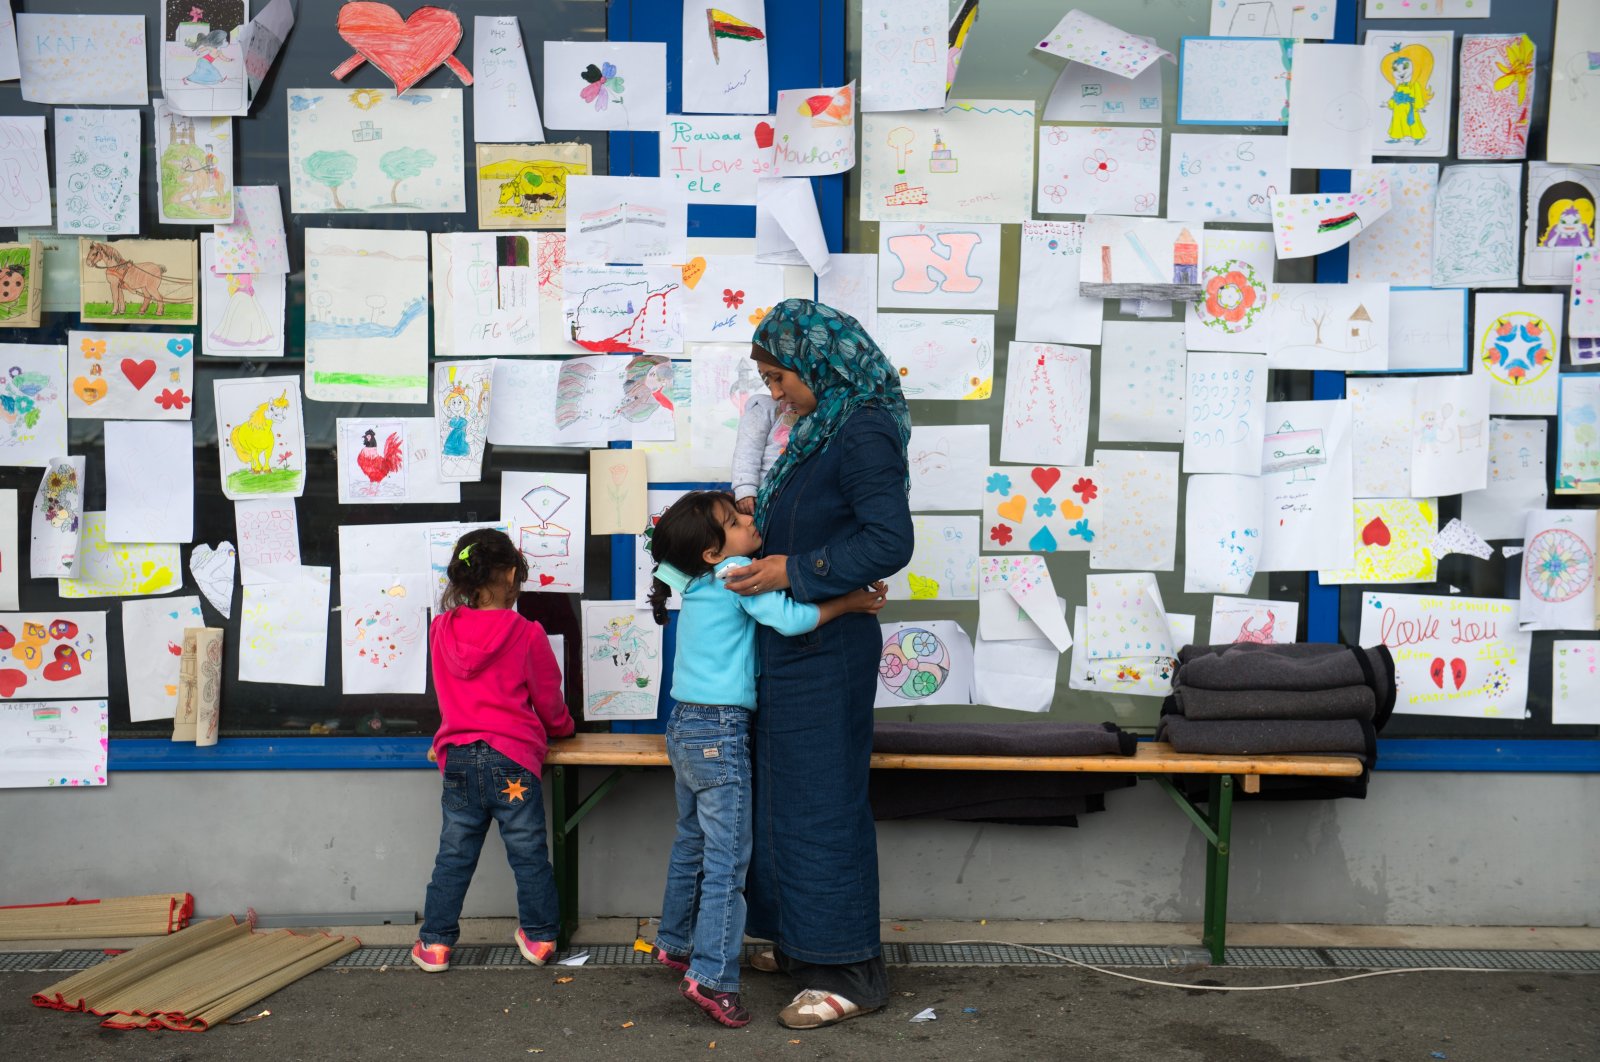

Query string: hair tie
458 544 474 565
654 561 691 593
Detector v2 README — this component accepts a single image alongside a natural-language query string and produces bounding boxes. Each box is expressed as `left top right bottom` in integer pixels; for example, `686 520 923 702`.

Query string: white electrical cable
942 939 1516 992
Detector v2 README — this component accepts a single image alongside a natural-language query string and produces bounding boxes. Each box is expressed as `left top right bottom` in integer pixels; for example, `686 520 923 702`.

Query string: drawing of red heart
43 645 80 682
1361 516 1391 547
0 669 24 697
1450 657 1467 690
0 625 13 651
120 358 157 390
1429 657 1446 688
754 121 775 149
333 3 474 96
1031 467 1062 493
538 574 555 587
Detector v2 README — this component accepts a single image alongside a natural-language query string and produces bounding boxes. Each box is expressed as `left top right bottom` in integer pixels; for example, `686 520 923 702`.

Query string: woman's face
753 348 818 415
1392 58 1412 85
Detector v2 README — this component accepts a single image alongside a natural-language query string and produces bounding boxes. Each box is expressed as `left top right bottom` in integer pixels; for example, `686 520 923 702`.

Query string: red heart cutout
0 669 24 697
1429 657 1446 689
0 625 13 651
1360 516 1391 548
538 573 555 587
1031 467 1062 493
335 3 471 96
754 121 775 149
120 358 157 390
1450 658 1467 690
43 645 81 682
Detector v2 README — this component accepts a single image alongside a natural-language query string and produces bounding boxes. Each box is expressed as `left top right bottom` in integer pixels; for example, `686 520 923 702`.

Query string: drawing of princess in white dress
210 272 271 348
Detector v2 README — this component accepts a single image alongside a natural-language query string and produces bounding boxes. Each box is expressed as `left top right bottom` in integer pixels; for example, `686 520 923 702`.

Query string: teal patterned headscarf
751 299 912 526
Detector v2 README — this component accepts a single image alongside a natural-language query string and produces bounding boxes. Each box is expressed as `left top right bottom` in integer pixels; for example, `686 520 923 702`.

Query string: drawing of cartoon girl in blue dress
183 29 234 86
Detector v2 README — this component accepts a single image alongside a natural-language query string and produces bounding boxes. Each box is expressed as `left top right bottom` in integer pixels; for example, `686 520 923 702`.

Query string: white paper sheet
189 541 236 619
121 597 203 722
1098 322 1185 445
1366 30 1454 157
1182 351 1267 475
1068 606 1190 696
1573 252 1600 339
1519 510 1596 632
1209 596 1298 644
235 499 301 585
0 612 107 699
159 5 246 116
1177 37 1290 125
1166 133 1286 225
1460 419 1546 539
860 100 1034 224
66 330 193 422
773 83 855 176
1084 572 1174 659
877 313 993 400
582 600 662 719
1271 180 1392 260
105 421 193 544
1360 591 1531 719
755 177 830 275
304 229 429 403
1548 0 1600 165
1044 50 1163 122
1557 375 1600 495
1370 287 1469 373
287 89 463 215
886 515 979 601
1266 283 1390 372
1037 125 1162 217
861 1 946 112
1474 291 1563 416
0 701 108 789
1458 34 1534 161
675 254 785 344
339 572 429 696
1410 373 1490 496
1319 497 1441 585
562 264 684 355
53 110 139 235
0 488 14 610
430 231 537 359
238 565 331 687
239 0 294 107
1089 449 1180 572
1016 222 1103 346
1366 0 1490 16
983 464 1101 554
1551 640 1600 724
682 0 768 115
816 253 878 335
565 176 687 264
0 117 50 227
877 222 1000 312
58 513 180 599
979 557 1072 652
1431 163 1522 288
1259 400 1356 572
335 417 459 505
1287 44 1375 170
0 3 17 82
1185 230 1273 355
1349 377 1416 499
1184 475 1265 594
660 114 774 206
1522 162 1600 286
485 359 571 448
973 632 1061 713
215 376 306 501
30 458 82 578
1211 0 1334 37
434 360 494 483
201 236 287 359
908 425 990 511
0 343 67 468
543 42 666 132
999 341 1091 466
874 620 974 708
212 186 289 275
544 354 677 444
1078 216 1204 302
1035 11 1170 78
1349 163 1438 284
502 470 587 593
474 16 543 143
17 14 147 105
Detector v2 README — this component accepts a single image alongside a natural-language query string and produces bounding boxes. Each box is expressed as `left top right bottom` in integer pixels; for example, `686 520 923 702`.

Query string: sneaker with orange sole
515 927 557 966
410 941 451 973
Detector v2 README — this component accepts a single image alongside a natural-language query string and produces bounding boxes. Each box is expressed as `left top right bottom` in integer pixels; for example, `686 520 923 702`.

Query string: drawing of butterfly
1042 184 1068 205
289 95 323 111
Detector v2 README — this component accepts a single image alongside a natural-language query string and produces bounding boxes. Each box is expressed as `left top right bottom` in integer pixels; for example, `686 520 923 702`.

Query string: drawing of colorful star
501 776 529 803
989 524 1013 546
155 388 190 410
1072 477 1098 502
985 472 1012 494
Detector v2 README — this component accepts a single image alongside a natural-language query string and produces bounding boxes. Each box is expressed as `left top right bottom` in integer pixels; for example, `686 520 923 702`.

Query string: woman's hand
842 581 888 615
722 554 790 596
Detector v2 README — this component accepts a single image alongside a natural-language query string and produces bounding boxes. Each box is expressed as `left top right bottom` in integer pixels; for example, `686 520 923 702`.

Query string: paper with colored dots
1034 10 1169 79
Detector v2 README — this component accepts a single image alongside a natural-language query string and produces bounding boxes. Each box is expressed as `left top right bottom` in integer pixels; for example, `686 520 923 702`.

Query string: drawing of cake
928 130 958 173
1172 227 1199 284
884 182 930 206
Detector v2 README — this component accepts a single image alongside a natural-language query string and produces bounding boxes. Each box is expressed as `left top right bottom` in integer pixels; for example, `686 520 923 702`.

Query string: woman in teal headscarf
723 299 913 1029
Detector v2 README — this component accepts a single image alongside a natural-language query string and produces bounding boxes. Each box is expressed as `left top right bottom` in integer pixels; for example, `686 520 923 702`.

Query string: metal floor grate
6 944 1599 974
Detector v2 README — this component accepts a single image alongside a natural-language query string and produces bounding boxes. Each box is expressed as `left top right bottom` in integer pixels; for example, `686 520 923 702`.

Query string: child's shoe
514 927 557 966
410 941 451 973
680 977 751 1028
654 945 689 973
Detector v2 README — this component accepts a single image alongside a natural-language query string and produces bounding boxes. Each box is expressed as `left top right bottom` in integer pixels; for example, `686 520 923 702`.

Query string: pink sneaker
681 977 751 1028
410 941 451 973
654 946 689 973
515 927 557 966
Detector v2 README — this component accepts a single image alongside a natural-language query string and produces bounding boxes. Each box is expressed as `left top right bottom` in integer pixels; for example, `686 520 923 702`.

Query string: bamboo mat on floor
32 915 361 1031
0 893 193 940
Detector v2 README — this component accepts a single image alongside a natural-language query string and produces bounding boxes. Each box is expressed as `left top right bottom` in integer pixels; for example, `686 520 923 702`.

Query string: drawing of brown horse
82 241 192 317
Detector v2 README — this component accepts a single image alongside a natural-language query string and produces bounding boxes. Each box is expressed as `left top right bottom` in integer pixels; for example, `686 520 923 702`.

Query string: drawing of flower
1042 184 1067 205
989 524 1013 546
1068 519 1095 543
1204 270 1257 323
723 288 745 309
909 631 937 656
277 450 294 470
348 88 384 110
1072 477 1098 501
1033 497 1056 518
747 306 771 326
580 62 625 112
155 388 190 410
985 472 1012 494
879 653 904 679
1493 36 1535 105
1083 149 1118 182
80 337 106 360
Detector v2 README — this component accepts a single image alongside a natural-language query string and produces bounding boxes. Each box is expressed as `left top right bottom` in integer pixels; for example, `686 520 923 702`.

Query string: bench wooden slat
543 733 1364 777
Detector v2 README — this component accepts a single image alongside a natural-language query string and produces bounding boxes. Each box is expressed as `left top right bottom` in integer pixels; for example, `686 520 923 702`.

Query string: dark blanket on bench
1166 684 1376 722
1175 642 1396 729
1157 714 1377 763
868 722 1136 826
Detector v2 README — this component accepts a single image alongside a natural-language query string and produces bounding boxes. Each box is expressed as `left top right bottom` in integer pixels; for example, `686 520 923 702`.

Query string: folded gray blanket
1157 714 1376 762
1166 684 1376 722
871 721 1136 758
1176 642 1392 691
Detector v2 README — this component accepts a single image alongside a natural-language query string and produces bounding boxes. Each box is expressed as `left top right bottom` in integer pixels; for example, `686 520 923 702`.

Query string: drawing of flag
707 8 765 63
33 707 60 721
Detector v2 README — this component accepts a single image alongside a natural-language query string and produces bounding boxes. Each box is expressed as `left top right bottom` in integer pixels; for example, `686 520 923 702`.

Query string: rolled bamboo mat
0 894 194 940
33 915 361 1032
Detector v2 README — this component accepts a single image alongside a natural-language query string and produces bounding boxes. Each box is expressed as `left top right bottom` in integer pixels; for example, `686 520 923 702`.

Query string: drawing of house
1347 303 1372 348
1172 227 1199 284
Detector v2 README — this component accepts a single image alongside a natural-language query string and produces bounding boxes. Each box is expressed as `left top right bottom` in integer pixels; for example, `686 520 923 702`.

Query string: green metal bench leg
1200 774 1234 966
550 764 580 950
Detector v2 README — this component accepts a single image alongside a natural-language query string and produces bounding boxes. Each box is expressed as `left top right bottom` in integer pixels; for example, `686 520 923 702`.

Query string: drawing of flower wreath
989 524 1013 546
1072 477 1098 502
985 472 1012 494
1068 519 1095 543
155 388 190 411
580 62 625 111
1084 149 1118 181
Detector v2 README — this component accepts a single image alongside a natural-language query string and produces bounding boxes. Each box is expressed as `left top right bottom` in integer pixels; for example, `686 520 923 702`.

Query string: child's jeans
420 741 560 948
656 702 752 993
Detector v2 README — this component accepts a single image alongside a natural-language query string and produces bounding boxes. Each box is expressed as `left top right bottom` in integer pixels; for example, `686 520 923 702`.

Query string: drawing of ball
1524 528 1594 603
878 627 950 701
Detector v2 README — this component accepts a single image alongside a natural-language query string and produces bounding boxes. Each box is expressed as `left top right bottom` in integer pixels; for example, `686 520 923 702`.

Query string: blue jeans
656 703 752 993
420 741 560 948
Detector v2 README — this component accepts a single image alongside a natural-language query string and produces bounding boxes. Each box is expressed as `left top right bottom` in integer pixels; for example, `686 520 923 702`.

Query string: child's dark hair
441 528 528 611
647 490 735 625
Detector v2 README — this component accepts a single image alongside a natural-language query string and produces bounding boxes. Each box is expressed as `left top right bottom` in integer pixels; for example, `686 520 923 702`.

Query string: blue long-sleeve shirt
670 556 820 709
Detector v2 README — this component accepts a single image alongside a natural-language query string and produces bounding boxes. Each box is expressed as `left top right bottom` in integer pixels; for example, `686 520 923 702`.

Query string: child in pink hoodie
411 529 574 974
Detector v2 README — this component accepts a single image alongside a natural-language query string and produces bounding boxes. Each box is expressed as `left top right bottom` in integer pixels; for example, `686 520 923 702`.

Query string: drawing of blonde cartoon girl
182 29 235 87
1380 43 1435 145
440 384 472 458
617 355 674 422
1538 197 1596 248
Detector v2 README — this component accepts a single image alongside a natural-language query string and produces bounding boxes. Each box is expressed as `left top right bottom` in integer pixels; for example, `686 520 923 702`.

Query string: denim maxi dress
746 402 914 978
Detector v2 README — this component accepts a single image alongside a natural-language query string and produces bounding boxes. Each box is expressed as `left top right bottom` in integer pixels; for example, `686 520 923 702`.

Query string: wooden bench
544 733 1365 964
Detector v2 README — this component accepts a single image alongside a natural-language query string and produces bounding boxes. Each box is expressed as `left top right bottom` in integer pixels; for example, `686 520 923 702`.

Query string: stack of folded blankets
1157 642 1396 799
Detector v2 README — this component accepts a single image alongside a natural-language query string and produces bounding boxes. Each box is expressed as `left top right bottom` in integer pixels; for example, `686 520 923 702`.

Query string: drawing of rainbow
1317 211 1360 234
33 706 60 721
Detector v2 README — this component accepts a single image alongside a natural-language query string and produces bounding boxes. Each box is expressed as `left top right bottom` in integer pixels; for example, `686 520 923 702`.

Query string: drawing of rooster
356 428 403 485
1234 611 1276 644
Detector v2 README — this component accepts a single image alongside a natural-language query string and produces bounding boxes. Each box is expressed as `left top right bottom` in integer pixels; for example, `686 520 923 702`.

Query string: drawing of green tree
303 150 358 210
380 147 437 206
